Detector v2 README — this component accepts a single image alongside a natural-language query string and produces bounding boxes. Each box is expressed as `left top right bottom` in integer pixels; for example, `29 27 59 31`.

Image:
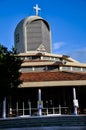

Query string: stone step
0 115 86 129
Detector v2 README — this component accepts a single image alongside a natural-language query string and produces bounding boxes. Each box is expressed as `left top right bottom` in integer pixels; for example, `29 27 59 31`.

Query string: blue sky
0 0 86 63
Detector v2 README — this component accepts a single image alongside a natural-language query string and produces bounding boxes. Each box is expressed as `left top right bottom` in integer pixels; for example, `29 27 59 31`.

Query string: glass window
35 66 46 71
21 67 32 72
72 67 81 72
82 68 86 72
47 66 59 70
62 66 71 71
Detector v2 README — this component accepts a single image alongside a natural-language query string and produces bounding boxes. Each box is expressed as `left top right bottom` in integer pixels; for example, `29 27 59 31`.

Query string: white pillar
73 88 79 115
16 102 18 116
2 97 6 119
38 89 42 116
59 104 61 115
73 88 76 100
46 108 48 115
28 101 31 116
23 101 25 116
38 89 41 101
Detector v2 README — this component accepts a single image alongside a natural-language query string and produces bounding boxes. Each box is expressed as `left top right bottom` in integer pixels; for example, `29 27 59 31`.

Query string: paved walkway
2 126 86 130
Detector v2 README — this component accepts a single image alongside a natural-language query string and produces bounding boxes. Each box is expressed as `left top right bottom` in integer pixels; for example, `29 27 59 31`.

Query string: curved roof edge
15 15 50 31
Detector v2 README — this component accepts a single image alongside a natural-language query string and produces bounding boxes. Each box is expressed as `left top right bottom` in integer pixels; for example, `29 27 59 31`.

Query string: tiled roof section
20 71 86 82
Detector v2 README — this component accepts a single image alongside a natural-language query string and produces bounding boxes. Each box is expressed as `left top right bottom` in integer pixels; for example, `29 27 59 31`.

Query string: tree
0 44 23 118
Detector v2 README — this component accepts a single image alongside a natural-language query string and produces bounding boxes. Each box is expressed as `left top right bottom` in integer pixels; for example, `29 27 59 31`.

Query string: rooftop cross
33 4 41 16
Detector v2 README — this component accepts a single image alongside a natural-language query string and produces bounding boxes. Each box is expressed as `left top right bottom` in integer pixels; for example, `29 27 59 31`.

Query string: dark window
47 66 59 70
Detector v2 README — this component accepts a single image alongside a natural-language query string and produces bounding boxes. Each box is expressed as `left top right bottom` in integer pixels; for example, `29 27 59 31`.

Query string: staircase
0 115 86 129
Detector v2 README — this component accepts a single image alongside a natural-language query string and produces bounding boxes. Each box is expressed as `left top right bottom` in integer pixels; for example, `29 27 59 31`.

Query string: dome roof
15 15 50 31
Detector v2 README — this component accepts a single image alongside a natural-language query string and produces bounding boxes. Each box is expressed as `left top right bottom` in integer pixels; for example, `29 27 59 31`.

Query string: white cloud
52 42 86 63
52 41 65 50
68 48 86 63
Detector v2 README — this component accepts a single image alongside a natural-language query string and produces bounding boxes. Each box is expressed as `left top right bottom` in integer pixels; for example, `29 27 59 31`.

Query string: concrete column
73 88 79 115
37 89 43 116
28 100 31 116
73 88 76 100
23 101 25 116
16 102 18 116
59 104 61 115
2 97 6 119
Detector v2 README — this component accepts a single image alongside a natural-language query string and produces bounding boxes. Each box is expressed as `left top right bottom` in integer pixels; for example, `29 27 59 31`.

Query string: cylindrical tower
14 16 52 53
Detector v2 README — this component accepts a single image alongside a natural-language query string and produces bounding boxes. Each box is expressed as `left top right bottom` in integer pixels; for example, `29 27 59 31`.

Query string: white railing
8 106 69 117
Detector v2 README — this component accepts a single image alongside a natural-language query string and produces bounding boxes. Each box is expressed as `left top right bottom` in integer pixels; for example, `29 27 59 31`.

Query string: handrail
8 106 69 117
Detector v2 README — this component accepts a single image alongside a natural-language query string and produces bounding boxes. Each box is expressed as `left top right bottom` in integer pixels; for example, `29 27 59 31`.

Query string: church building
1 4 86 117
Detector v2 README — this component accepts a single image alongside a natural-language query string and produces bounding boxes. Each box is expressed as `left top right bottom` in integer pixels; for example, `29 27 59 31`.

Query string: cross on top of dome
33 4 41 16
